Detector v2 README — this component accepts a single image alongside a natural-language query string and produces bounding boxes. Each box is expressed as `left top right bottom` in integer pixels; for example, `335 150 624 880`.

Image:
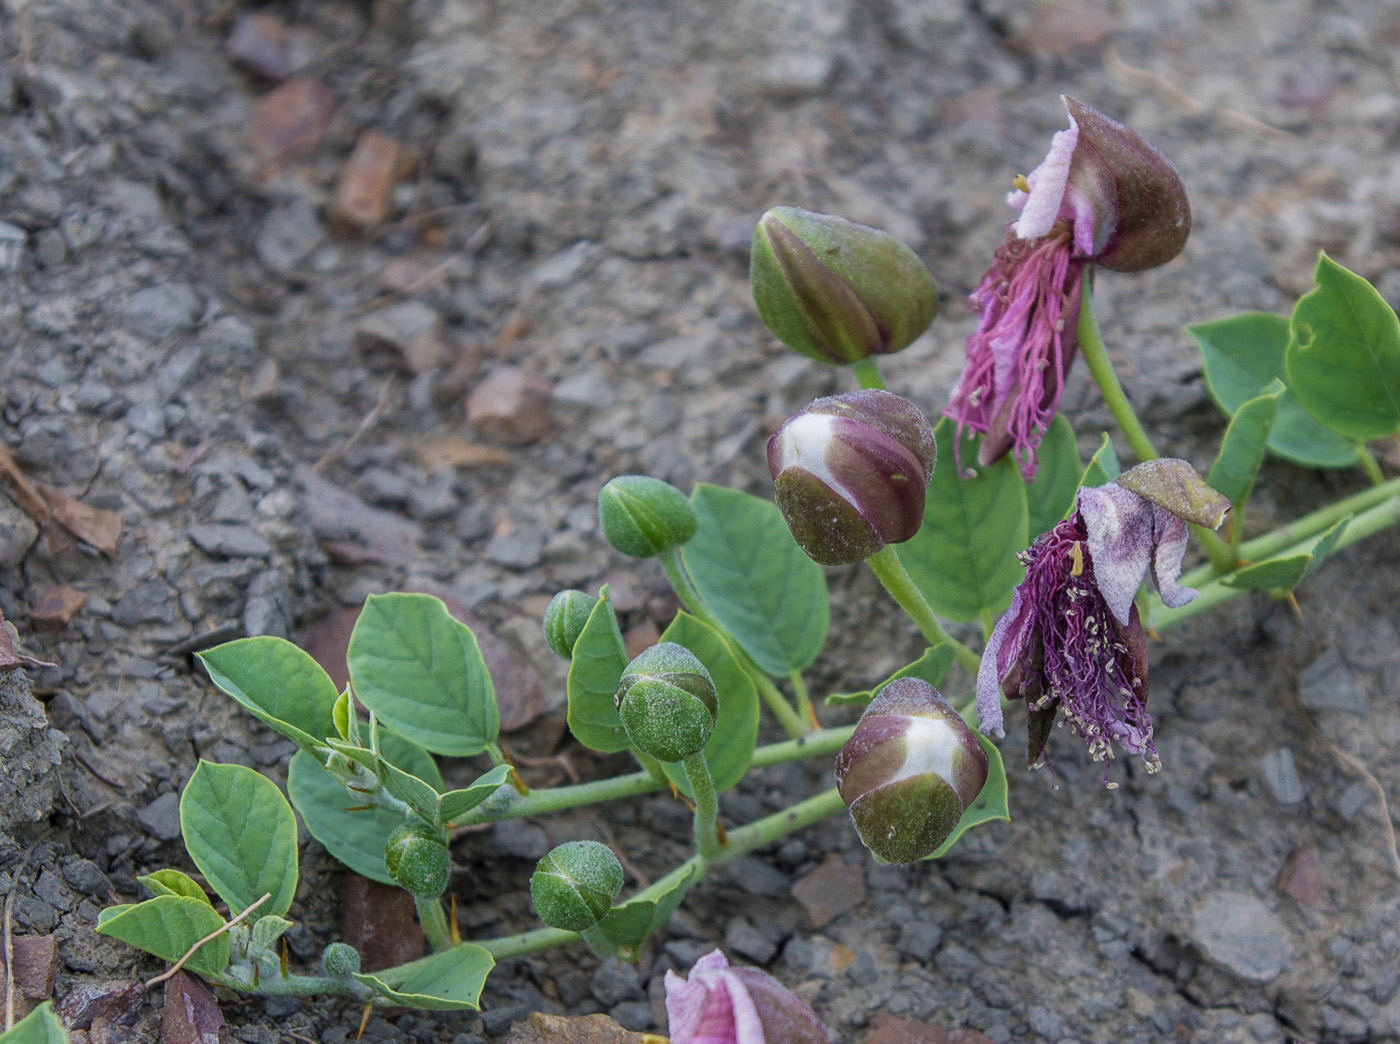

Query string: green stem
1147 494 1400 629
864 547 981 675
851 358 888 390
217 968 368 999
1178 476 1400 589
683 753 721 861
789 671 814 727
661 548 808 738
415 896 451 952
631 749 670 785
1358 445 1386 485
475 788 848 959
1077 283 1235 572
450 726 854 828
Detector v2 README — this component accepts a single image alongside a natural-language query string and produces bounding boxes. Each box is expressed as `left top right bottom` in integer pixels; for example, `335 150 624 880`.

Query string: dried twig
1103 45 1290 138
145 892 271 988
4 881 14 1031
313 377 396 475
1325 742 1400 880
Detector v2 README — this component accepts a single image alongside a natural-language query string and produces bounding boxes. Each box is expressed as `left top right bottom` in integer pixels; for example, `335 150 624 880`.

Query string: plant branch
865 547 980 675
147 893 271 988
851 358 888 390
682 754 721 861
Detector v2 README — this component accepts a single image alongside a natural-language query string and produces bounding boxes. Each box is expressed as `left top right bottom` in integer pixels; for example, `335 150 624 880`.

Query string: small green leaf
596 865 698 957
1222 515 1353 591
351 944 495 1011
197 637 339 754
96 896 230 978
1286 253 1400 441
333 689 361 745
348 594 500 757
0 1002 68 1044
827 646 955 707
1207 382 1282 509
898 418 1028 621
438 765 513 826
1190 311 1359 468
378 758 443 825
566 585 631 753
1025 415 1082 540
181 762 298 920
288 735 442 884
1077 432 1120 492
139 869 212 906
658 613 759 796
683 484 829 675
925 731 1009 860
250 914 294 954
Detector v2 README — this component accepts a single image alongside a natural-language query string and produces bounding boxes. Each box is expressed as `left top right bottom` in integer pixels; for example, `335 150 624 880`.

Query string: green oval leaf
288 736 442 884
1077 432 1120 492
925 731 1009 860
597 865 698 958
197 637 339 755
657 613 759 795
438 765 514 826
1287 253 1400 441
351 944 495 1011
565 585 631 753
139 869 212 906
96 896 230 978
1207 381 1282 509
1222 515 1352 591
826 645 954 707
683 484 829 675
180 762 298 920
347 593 499 757
1190 311 1359 468
0 1002 69 1044
897 419 1028 621
1025 415 1082 540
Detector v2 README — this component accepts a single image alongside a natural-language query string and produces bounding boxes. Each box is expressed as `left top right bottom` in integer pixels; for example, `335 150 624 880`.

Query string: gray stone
355 302 444 374
897 922 942 962
722 855 790 897
591 958 641 1006
126 283 200 341
1259 747 1306 805
725 917 776 964
845 948 879 987
1299 647 1370 716
243 569 292 638
33 867 75 911
36 355 72 388
0 221 26 271
1189 892 1291 983
1337 781 1373 822
125 400 168 438
479 1004 527 1036
138 791 183 841
0 494 40 569
1029 1009 1065 1040
256 199 325 273
529 240 594 289
188 523 273 558
488 820 549 860
486 527 544 569
112 581 178 626
34 227 67 267
62 857 113 896
608 1001 653 1032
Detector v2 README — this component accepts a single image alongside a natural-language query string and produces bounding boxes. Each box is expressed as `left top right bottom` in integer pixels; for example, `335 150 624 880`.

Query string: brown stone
355 301 446 374
504 1013 652 1044
340 874 425 972
0 933 58 1017
161 971 228 1044
1278 847 1326 908
328 131 401 232
250 77 337 165
226 13 291 80
865 1015 997 1044
467 366 553 444
31 586 87 630
623 619 660 662
791 854 865 928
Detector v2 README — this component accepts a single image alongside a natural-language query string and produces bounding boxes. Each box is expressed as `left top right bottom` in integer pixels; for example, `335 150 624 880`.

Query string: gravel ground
4 0 1400 1041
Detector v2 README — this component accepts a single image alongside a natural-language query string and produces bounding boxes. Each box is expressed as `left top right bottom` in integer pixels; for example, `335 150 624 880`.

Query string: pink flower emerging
975 460 1227 780
664 950 830 1044
946 98 1191 480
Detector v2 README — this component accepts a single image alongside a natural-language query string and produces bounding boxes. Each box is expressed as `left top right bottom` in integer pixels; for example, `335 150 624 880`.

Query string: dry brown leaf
161 971 227 1044
415 434 511 471
36 483 122 555
0 443 50 520
30 586 87 630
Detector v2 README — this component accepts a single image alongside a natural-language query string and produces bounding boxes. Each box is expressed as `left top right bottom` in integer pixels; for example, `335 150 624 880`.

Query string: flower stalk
864 547 981 675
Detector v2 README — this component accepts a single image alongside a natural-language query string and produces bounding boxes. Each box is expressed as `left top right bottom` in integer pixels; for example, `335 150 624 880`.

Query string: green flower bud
543 589 598 659
597 476 698 559
615 643 717 762
751 206 939 365
321 942 361 977
384 822 451 899
530 841 624 932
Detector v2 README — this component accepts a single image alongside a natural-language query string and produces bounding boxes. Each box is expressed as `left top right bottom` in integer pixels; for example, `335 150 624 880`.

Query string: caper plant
99 97 1400 1013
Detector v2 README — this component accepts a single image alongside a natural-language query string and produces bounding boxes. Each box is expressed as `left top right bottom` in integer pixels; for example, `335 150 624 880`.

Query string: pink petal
1011 114 1080 241
1078 483 1154 626
976 585 1026 738
1149 505 1196 608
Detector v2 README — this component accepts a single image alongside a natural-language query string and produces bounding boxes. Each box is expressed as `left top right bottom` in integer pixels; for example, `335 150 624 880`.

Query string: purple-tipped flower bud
835 679 989 864
767 390 936 566
598 476 698 559
615 643 718 763
751 207 939 365
543 589 598 660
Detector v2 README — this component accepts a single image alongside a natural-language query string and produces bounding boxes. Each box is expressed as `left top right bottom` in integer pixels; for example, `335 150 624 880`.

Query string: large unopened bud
597 476 698 559
615 643 718 763
530 841 624 932
768 390 936 566
384 822 451 898
751 207 939 365
835 679 989 863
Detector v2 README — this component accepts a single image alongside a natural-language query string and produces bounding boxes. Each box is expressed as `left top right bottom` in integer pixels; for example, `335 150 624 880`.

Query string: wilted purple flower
975 460 1227 779
768 390 936 565
946 97 1191 480
664 949 830 1044
835 678 989 863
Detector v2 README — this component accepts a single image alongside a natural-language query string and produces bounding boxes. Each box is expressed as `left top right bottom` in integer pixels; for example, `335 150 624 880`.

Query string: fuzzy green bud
530 841 624 932
543 589 598 659
597 476 698 559
615 643 717 762
751 206 939 365
321 942 361 977
384 822 450 899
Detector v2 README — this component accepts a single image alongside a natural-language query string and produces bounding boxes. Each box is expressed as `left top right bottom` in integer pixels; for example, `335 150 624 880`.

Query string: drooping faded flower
946 97 1191 480
665 949 831 1044
975 460 1227 779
